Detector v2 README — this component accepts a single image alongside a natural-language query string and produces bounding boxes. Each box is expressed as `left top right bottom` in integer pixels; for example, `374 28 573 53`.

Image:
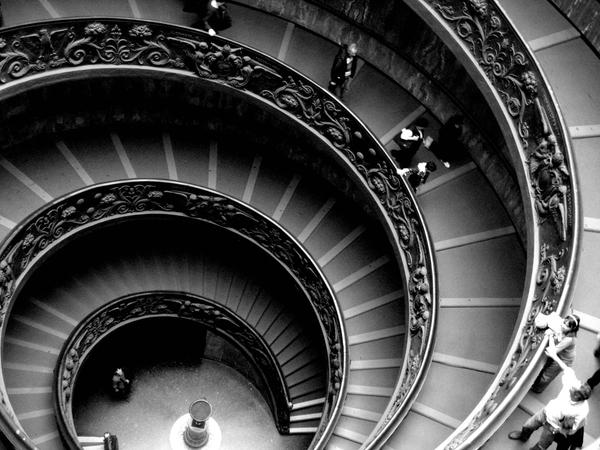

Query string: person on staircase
398 161 437 192
390 117 429 168
532 313 580 393
508 338 591 449
328 42 358 100
111 368 131 398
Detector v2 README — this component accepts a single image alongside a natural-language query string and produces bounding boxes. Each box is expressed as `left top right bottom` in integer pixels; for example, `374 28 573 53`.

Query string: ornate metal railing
401 1 580 448
0 181 344 449
56 291 294 447
0 18 438 449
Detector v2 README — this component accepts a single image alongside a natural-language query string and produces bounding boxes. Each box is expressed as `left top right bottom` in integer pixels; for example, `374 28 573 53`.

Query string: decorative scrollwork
434 0 536 146
528 125 570 241
1 185 173 291
425 2 577 448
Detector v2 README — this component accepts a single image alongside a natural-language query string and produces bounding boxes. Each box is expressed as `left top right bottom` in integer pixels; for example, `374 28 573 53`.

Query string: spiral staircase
0 1 596 449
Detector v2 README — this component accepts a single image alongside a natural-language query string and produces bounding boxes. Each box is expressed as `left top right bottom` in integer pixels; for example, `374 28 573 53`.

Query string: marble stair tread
435 306 520 365
344 63 422 139
168 133 211 187
326 433 362 450
349 335 405 361
61 132 128 184
2 342 59 368
135 0 192 25
283 25 340 86
2 141 86 199
418 168 515 243
0 164 47 223
220 3 289 58
344 301 404 337
116 130 170 179
385 410 454 449
417 362 495 424
436 235 525 298
213 141 257 199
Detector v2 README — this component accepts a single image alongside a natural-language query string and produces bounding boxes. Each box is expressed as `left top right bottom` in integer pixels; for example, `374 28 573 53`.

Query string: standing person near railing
532 313 580 393
390 117 429 168
508 338 591 449
328 42 358 100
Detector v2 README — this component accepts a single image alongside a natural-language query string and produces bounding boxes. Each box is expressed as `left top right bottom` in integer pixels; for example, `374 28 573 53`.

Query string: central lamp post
170 399 222 449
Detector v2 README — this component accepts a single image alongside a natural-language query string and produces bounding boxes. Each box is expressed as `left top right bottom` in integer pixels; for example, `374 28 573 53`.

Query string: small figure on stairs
398 161 437 192
111 368 130 398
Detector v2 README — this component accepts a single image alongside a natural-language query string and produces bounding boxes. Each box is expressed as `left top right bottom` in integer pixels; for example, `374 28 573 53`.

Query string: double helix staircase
0 0 597 449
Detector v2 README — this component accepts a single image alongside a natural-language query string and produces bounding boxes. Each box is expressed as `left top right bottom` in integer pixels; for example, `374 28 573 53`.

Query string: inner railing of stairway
0 19 438 449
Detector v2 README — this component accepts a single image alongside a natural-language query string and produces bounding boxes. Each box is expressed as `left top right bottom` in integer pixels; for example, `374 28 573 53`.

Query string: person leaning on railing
508 337 591 450
532 313 580 393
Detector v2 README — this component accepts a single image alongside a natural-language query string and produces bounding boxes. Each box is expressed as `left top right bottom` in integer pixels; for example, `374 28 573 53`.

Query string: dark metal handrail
399 1 581 448
0 19 438 449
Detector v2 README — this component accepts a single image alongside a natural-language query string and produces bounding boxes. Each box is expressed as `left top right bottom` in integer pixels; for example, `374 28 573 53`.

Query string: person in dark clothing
429 114 466 168
328 43 358 100
184 0 232 35
399 161 437 192
391 117 429 168
111 368 130 397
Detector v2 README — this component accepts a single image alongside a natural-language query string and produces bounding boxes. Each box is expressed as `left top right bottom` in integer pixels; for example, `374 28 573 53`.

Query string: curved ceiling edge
0 18 439 450
0 180 345 450
401 1 581 449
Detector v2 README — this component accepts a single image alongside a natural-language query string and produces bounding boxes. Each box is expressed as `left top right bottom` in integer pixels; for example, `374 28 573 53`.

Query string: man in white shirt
508 338 591 449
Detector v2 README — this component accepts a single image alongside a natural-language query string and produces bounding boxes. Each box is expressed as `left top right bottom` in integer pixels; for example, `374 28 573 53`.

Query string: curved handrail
56 291 295 447
0 180 344 450
400 1 581 448
0 18 438 449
